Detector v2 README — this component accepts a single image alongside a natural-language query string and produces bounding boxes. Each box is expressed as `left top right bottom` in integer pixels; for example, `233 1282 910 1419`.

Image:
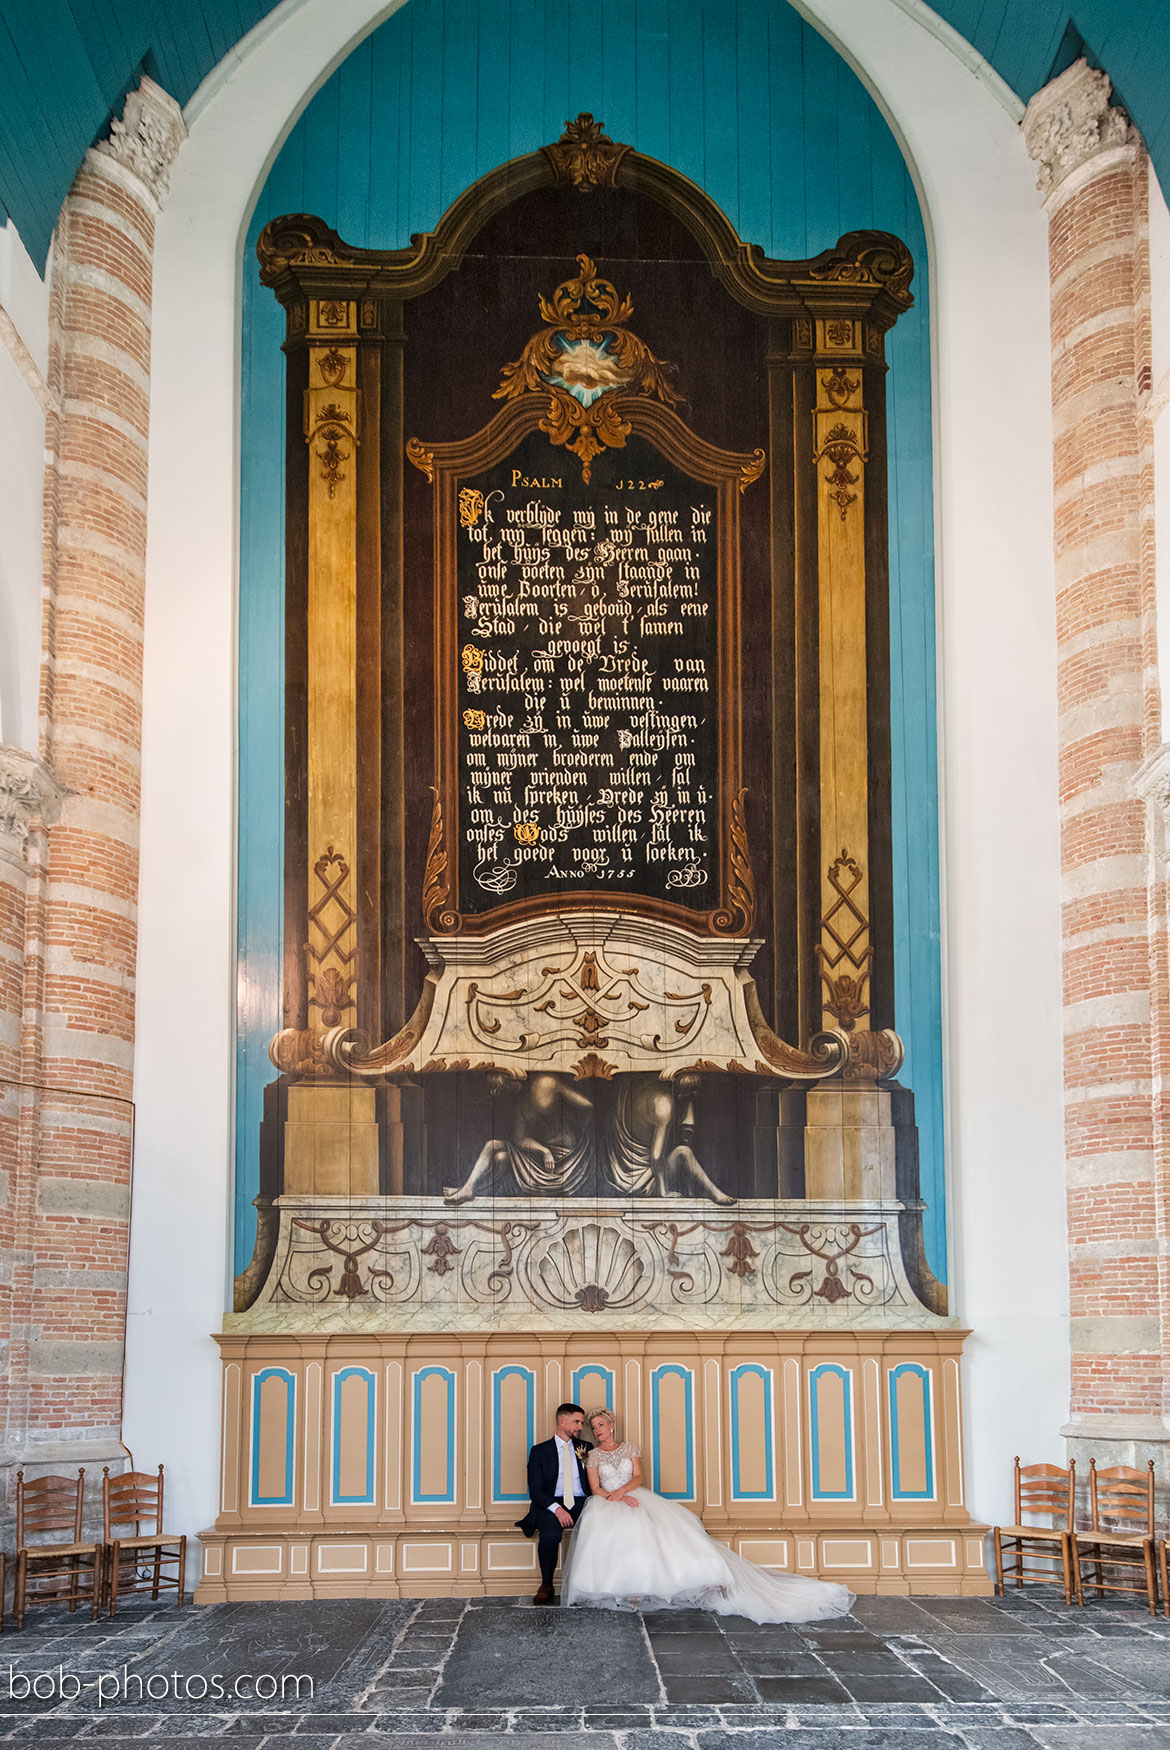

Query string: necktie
560 1440 575 1511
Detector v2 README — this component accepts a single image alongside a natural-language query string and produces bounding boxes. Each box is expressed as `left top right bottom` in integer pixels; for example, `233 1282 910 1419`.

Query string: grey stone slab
660 1677 759 1705
750 1676 851 1704
364 1717 450 1734
435 1607 658 1710
620 1735 697 1750
1028 1732 1170 1750
902 1656 991 1701
1070 1646 1170 1698
723 1653 827 1679
652 1649 740 1675
848 1599 939 1633
334 1739 618 1750
697 1734 961 1749
642 1614 724 1634
948 1735 1042 1749
834 1675 945 1703
799 1629 887 1652
818 1652 922 1676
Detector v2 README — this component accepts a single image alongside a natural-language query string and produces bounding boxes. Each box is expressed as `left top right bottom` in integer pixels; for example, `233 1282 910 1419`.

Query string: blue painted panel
412 1365 456 1504
809 1363 855 1502
331 1365 376 1506
729 1363 776 1502
237 0 947 1284
571 1365 615 1414
250 1366 296 1507
888 1362 936 1502
649 1363 695 1500
491 1364 535 1502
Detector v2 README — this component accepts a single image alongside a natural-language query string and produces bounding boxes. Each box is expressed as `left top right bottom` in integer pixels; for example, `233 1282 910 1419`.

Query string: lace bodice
588 1440 640 1493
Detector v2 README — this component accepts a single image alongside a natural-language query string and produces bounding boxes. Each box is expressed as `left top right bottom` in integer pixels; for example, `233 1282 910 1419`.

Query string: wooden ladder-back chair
1071 1458 1158 1614
102 1465 186 1614
13 1469 102 1629
993 1457 1076 1604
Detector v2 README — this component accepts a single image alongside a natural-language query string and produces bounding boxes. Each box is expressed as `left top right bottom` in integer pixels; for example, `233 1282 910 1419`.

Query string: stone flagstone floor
1 1589 1169 1746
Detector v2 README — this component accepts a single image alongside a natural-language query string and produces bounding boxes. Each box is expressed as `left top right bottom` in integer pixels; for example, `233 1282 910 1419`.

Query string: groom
516 1402 592 1604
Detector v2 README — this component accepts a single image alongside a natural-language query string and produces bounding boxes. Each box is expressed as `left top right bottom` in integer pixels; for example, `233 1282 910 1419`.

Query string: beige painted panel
494 1367 533 1504
654 1367 693 1499
317 1542 369 1574
385 1361 403 1512
738 1539 788 1569
203 1547 223 1577
905 1538 958 1569
461 1543 479 1573
965 1540 986 1570
893 1368 931 1498
304 1361 322 1513
862 1357 883 1507
232 1545 283 1575
416 1370 453 1504
255 1372 293 1504
466 1360 483 1512
290 1546 309 1575
733 1366 770 1498
336 1370 374 1504
811 1367 852 1499
486 1541 538 1572
222 1363 242 1515
821 1537 874 1570
376 1545 395 1573
783 1357 803 1507
574 1367 613 1415
400 1540 454 1574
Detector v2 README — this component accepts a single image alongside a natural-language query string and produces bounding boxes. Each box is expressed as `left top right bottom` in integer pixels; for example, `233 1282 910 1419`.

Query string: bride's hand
620 1494 639 1508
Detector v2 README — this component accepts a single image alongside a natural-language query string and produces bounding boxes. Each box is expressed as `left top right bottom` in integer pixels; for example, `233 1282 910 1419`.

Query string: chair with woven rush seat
13 1468 102 1629
1071 1458 1158 1614
993 1456 1076 1604
102 1465 186 1614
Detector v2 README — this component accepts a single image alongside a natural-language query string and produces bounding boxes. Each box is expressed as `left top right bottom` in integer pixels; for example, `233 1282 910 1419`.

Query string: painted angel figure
443 1073 594 1203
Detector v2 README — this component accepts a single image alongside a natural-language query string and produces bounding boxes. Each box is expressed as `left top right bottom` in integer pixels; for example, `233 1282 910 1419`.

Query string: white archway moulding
127 0 1067 1538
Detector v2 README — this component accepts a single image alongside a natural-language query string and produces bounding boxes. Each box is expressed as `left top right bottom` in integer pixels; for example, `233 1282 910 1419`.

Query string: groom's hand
553 1505 573 1527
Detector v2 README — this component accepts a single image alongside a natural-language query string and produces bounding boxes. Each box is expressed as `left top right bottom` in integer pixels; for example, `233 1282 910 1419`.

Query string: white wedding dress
561 1442 853 1623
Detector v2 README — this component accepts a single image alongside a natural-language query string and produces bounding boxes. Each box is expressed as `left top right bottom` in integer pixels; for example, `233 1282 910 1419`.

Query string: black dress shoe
533 1583 555 1605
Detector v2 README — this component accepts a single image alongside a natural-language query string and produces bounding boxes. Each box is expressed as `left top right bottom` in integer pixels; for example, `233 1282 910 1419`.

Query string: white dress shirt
548 1432 585 1515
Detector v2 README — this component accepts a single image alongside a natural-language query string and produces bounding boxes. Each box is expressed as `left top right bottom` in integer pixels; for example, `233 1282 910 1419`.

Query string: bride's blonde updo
587 1407 617 1437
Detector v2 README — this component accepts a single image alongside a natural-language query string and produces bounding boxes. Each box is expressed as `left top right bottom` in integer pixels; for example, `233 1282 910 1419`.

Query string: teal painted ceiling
1 0 1166 271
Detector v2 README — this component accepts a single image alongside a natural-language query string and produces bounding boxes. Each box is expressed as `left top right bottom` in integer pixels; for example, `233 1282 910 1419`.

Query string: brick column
0 78 184 1500
1024 62 1170 1474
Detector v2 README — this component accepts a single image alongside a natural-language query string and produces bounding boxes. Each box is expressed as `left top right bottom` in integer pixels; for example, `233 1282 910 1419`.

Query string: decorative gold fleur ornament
494 255 682 482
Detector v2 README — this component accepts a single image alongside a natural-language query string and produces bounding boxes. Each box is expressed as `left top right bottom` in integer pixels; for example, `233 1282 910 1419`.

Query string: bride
561 1408 853 1623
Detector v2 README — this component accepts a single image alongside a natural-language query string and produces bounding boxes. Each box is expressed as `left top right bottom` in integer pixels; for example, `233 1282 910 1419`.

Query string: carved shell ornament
494 255 683 481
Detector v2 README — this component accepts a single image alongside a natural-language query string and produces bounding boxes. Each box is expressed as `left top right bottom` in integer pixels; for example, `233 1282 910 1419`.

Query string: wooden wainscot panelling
198 1331 991 1601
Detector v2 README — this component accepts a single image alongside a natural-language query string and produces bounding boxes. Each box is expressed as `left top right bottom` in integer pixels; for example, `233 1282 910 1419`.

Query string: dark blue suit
516 1435 592 1588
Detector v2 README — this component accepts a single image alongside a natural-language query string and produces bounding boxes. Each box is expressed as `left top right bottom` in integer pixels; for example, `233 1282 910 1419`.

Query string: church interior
2 0 1170 1621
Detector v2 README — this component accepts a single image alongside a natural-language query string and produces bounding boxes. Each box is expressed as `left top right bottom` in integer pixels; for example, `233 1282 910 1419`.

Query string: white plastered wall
0 221 50 752
124 0 1068 1540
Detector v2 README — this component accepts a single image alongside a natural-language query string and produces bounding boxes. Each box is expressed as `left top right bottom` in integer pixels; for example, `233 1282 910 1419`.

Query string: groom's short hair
554 1402 584 1421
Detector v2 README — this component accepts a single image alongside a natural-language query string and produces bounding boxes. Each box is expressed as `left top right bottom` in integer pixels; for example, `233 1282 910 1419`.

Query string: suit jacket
515 1435 593 1536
